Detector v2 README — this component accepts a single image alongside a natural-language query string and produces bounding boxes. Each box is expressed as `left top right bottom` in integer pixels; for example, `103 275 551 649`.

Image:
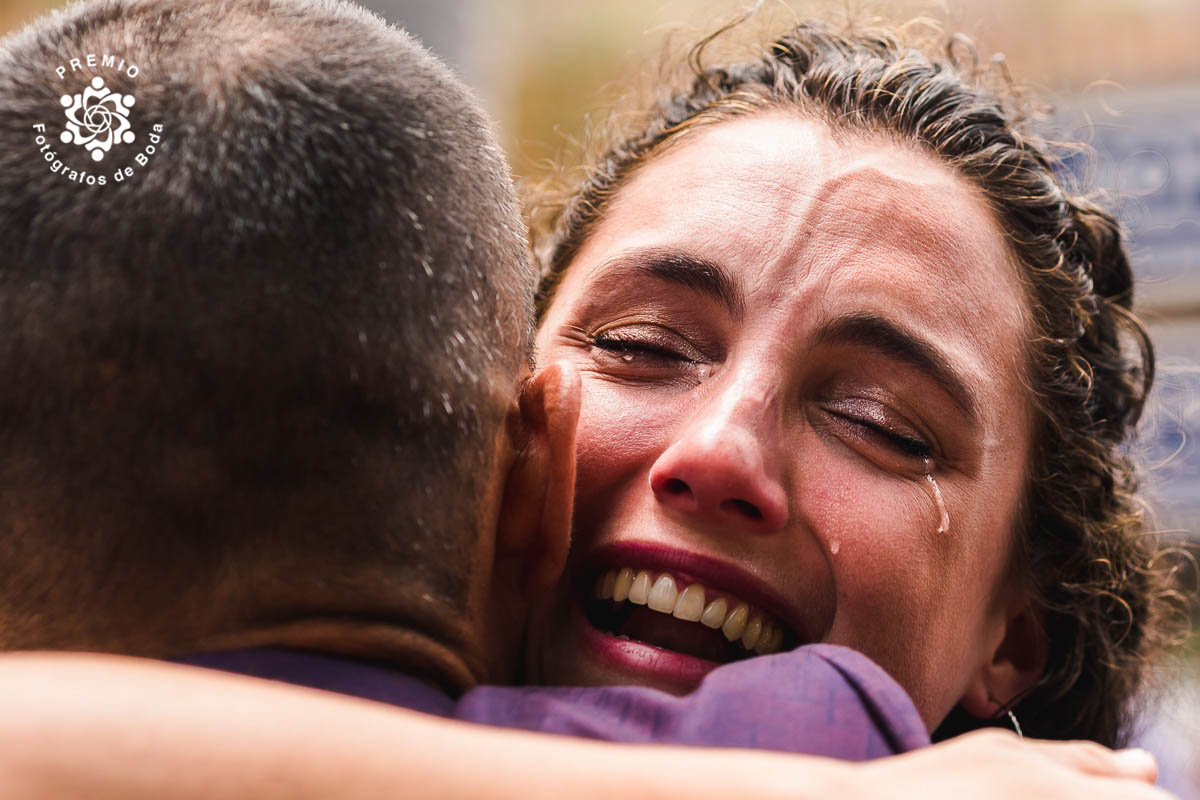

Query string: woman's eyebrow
591 248 745 319
814 313 980 423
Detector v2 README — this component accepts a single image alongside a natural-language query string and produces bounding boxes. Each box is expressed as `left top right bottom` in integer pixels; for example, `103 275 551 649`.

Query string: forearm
0 652 848 800
0 653 1166 800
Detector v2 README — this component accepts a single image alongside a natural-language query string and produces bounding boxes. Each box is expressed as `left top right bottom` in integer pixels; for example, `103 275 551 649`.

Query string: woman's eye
819 401 933 465
850 416 932 460
587 324 711 381
592 334 688 363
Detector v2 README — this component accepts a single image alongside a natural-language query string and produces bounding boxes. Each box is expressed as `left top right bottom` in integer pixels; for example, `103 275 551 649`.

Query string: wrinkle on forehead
608 112 1029 361
800 162 1027 340
807 163 987 272
613 113 999 268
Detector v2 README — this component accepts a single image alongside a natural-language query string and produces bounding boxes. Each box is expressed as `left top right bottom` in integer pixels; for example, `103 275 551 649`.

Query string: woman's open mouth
574 553 801 690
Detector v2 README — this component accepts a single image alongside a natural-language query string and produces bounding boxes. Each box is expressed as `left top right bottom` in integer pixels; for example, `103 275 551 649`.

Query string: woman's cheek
797 445 943 625
803 449 980 710
571 380 677 536
575 381 674 490
798 431 937 555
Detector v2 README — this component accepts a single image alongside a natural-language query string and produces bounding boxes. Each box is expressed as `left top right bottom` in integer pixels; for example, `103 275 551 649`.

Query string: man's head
0 0 576 691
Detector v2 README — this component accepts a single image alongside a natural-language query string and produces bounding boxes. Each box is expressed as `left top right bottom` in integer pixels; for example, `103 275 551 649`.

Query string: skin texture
170 361 580 695
528 113 1047 731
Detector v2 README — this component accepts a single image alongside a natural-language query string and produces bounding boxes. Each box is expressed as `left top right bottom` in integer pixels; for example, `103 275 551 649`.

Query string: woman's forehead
563 113 1027 339
610 113 1001 261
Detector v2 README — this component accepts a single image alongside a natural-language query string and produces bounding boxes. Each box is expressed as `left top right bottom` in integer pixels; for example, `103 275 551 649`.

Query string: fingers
1026 739 1158 784
948 729 1160 784
1087 778 1178 800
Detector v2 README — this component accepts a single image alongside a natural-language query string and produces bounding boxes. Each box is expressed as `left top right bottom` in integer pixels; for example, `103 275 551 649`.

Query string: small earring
1006 709 1024 739
989 696 1024 739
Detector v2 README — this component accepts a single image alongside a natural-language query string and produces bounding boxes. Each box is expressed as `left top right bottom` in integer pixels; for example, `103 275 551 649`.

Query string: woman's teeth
593 567 787 655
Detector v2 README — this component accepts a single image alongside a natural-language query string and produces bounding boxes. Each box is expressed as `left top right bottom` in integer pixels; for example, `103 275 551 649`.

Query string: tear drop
922 457 950 534
829 538 840 555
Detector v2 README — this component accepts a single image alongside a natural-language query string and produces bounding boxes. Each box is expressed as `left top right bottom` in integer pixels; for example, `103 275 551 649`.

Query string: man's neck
186 617 484 698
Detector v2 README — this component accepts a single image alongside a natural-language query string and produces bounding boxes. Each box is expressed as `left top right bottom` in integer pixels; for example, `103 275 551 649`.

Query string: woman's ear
494 361 581 595
960 592 1049 719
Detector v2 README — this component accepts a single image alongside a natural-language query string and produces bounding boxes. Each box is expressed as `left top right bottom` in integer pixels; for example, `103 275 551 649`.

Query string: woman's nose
648 389 789 533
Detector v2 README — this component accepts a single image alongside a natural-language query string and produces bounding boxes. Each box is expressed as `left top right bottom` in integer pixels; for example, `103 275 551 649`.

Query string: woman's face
527 113 1034 729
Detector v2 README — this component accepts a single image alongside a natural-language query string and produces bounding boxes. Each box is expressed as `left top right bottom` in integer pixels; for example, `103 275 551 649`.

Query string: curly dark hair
530 19 1179 746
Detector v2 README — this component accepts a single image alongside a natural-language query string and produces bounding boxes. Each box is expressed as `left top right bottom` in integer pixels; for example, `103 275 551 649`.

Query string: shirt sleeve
454 644 929 759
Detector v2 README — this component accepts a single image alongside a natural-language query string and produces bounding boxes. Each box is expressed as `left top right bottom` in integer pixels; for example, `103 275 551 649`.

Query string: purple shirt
181 644 929 759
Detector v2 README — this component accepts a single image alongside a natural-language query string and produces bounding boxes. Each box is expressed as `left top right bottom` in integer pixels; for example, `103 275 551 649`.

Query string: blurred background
2 0 1198 793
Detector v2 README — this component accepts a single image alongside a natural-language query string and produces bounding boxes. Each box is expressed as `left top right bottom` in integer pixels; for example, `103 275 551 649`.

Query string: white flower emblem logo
59 76 136 162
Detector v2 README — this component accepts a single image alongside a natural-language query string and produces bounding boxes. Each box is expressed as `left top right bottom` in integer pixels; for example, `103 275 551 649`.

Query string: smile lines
593 567 787 655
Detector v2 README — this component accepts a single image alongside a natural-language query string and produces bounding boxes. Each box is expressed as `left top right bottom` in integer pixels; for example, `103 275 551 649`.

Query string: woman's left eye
818 398 934 465
836 412 932 459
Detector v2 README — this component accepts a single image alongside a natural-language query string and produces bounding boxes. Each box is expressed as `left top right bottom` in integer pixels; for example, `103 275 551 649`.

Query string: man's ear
960 592 1048 719
495 361 580 595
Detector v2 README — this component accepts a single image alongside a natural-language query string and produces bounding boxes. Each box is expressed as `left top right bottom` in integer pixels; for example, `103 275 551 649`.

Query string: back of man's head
0 0 534 670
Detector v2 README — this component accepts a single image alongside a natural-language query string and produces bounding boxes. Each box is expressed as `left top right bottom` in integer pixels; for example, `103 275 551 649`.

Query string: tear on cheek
922 458 951 535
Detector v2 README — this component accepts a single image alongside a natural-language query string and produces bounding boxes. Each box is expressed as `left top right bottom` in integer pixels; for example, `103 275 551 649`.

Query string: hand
855 729 1173 799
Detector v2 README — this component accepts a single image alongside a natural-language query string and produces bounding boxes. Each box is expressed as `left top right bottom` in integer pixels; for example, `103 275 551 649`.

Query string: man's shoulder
176 648 455 717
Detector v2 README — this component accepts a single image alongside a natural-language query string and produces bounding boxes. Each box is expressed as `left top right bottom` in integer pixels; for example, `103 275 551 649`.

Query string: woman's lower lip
572 600 720 692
